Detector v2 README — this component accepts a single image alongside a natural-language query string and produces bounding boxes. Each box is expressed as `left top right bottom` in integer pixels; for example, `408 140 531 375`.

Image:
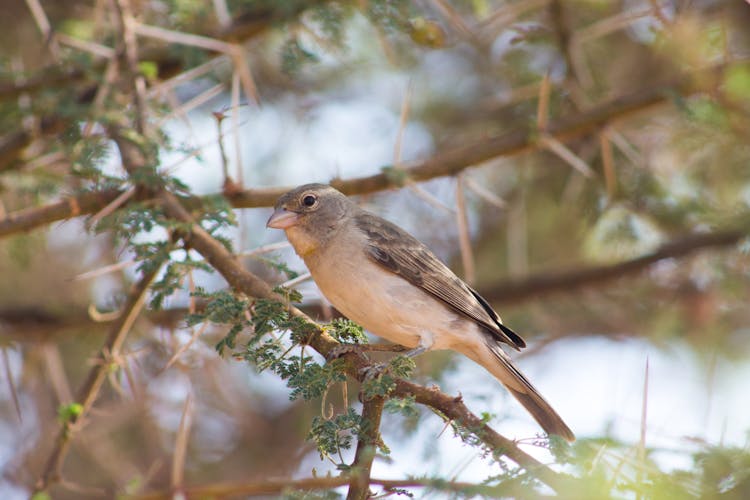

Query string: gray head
266 184 354 242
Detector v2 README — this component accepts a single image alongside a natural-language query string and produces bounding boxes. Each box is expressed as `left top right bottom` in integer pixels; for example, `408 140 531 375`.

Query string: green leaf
138 61 159 80
57 403 84 423
724 64 750 101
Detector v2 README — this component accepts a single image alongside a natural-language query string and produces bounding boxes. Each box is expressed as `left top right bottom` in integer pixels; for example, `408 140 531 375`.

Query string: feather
355 212 525 350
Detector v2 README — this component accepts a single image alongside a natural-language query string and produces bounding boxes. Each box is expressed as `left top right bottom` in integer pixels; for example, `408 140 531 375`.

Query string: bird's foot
359 362 386 380
326 343 369 361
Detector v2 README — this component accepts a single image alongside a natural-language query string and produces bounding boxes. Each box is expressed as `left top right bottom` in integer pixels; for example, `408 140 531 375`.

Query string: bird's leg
401 333 434 359
359 337 433 379
400 345 429 358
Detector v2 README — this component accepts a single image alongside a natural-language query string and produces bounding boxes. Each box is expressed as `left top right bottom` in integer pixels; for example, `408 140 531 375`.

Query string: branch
133 475 502 499
1 1 332 102
0 189 121 237
393 380 569 491
226 61 729 206
0 61 732 239
155 191 571 494
346 397 385 500
481 228 745 305
34 263 163 494
0 115 65 172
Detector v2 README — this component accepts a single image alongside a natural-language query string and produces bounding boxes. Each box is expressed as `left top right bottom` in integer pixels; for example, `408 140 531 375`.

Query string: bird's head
266 184 353 248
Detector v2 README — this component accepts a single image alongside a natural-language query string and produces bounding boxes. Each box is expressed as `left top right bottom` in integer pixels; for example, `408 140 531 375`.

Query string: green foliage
327 318 368 344
308 407 363 463
309 3 349 41
187 288 251 350
724 64 750 102
150 255 212 309
384 394 418 418
281 37 319 75
365 0 411 33
282 356 347 401
57 403 83 423
380 165 409 186
361 356 414 399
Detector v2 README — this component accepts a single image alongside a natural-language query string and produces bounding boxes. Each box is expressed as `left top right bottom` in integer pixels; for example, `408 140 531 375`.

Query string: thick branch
347 397 385 500
0 189 121 237
482 228 745 304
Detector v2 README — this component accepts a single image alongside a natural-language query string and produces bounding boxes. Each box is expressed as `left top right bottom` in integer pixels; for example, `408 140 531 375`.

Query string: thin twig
281 272 313 289
171 394 193 492
35 265 163 494
537 71 552 131
72 261 136 281
212 0 231 28
237 241 292 257
132 22 236 53
455 175 475 284
230 71 244 187
42 343 74 405
23 0 61 59
539 134 595 177
87 186 136 230
599 128 616 196
163 322 210 371
113 0 149 135
463 176 506 209
2 348 22 423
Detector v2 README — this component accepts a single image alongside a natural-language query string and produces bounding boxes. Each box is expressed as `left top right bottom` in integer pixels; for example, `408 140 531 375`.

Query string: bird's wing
354 212 525 350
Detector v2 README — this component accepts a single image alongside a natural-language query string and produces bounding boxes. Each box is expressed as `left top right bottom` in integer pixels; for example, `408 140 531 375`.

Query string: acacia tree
1 1 750 498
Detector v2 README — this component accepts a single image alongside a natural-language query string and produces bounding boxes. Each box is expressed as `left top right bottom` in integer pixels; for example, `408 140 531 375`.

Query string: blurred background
1 0 750 498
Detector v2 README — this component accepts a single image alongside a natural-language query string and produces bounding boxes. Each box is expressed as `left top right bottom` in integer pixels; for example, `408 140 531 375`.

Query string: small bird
267 183 574 441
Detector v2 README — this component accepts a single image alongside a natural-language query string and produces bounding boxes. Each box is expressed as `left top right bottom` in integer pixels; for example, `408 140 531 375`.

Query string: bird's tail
465 339 575 442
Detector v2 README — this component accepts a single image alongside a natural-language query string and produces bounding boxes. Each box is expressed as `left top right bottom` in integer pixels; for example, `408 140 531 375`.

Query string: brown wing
354 212 525 350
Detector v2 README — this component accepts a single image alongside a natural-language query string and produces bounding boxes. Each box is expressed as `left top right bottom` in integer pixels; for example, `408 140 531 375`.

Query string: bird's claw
359 362 386 380
326 344 367 361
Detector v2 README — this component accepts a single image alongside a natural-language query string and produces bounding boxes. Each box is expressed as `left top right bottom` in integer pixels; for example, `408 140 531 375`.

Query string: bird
266 183 574 441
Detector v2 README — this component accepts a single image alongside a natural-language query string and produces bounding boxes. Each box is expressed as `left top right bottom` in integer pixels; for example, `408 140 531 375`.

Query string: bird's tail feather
467 339 575 442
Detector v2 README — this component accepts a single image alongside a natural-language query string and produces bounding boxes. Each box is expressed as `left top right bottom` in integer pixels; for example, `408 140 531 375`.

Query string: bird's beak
266 207 299 229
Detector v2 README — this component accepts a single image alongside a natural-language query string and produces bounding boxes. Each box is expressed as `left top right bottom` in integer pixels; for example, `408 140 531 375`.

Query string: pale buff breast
294 224 482 352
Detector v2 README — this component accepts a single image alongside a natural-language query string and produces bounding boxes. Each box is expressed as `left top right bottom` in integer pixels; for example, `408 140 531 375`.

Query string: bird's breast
303 236 471 350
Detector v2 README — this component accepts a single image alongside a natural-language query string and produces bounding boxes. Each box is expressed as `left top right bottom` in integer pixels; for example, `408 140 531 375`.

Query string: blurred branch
2 0 330 102
226 60 732 201
0 188 121 237
0 0 328 171
347 397 385 500
0 115 65 172
482 228 746 305
0 60 735 238
34 263 163 494
134 475 502 499
4 223 743 341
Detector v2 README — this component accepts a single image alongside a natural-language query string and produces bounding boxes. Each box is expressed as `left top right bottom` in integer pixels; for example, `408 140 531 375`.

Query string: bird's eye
302 194 317 207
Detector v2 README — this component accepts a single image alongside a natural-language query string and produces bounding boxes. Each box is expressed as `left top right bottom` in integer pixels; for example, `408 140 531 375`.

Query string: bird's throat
285 226 320 259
